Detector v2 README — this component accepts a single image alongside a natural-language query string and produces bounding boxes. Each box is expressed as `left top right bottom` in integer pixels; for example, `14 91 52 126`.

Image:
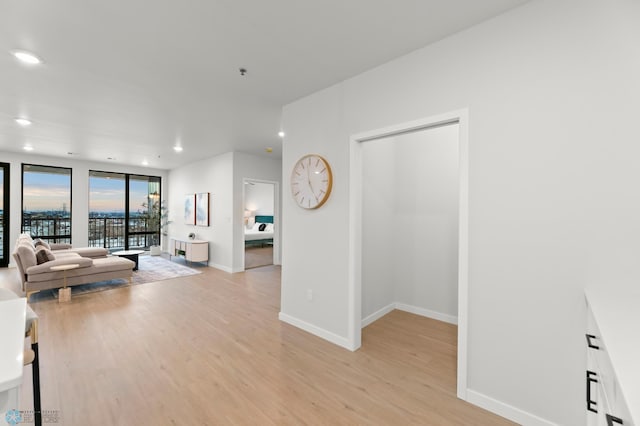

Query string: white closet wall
362 124 459 322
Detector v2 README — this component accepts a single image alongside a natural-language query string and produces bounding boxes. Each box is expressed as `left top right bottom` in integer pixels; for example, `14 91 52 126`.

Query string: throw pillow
259 223 267 231
35 247 55 265
34 239 51 250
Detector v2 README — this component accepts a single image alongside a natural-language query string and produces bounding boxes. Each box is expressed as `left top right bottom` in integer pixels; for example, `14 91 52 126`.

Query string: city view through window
88 172 161 250
22 164 72 243
21 165 161 251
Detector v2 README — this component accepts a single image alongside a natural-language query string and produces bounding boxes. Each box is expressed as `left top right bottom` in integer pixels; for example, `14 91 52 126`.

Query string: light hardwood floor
244 246 274 269
2 265 515 425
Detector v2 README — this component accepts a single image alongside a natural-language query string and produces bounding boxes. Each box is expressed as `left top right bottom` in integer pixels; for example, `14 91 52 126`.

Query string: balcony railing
88 216 158 250
22 217 71 244
22 216 159 251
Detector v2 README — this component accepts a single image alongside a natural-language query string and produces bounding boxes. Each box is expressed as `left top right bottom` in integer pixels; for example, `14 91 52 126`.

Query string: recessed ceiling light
23 145 34 151
15 117 32 126
278 131 285 138
173 146 183 152
11 50 42 65
142 160 149 166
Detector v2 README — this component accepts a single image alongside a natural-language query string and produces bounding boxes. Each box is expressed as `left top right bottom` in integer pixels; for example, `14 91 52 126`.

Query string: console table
169 238 208 264
0 298 27 415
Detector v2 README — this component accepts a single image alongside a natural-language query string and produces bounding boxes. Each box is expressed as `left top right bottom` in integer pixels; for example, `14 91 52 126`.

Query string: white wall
361 138 396 319
168 152 234 271
245 182 275 216
167 151 281 273
361 124 459 322
0 150 166 265
280 1 640 424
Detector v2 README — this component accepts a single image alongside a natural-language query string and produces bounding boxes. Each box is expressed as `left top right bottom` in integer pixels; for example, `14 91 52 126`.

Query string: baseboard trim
466 389 557 426
361 302 458 327
395 303 458 325
279 312 353 351
208 262 233 273
361 303 396 328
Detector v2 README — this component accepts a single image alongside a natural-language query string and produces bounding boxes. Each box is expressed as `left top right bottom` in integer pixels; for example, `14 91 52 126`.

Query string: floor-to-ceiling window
22 164 72 243
89 171 126 250
128 175 161 250
0 163 9 267
89 171 161 251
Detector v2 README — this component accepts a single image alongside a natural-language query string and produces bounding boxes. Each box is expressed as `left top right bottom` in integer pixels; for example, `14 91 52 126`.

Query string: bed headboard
255 215 274 224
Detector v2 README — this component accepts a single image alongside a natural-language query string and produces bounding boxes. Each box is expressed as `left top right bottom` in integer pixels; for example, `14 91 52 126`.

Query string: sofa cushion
52 251 83 259
25 257 94 282
52 247 108 258
71 247 109 258
34 238 51 250
35 247 55 264
25 256 133 283
16 243 37 271
92 256 135 273
18 234 33 243
50 243 73 250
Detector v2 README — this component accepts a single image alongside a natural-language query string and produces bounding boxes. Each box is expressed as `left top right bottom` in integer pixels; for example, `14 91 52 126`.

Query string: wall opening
243 179 276 270
349 109 469 399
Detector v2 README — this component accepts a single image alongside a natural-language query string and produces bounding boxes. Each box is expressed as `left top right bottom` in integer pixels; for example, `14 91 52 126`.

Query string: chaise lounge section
13 234 135 294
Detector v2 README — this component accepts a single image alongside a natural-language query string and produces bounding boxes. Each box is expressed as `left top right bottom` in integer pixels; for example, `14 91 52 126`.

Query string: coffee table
112 250 144 271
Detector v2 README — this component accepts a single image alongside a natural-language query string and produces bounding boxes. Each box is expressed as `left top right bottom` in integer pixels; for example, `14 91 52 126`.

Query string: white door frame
348 108 469 400
242 178 281 270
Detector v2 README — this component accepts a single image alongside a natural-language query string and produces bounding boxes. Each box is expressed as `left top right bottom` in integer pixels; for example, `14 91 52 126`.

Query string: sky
23 171 70 212
21 171 153 213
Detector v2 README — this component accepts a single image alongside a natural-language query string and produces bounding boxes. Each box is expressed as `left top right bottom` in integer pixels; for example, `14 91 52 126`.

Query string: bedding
245 228 275 241
245 216 274 246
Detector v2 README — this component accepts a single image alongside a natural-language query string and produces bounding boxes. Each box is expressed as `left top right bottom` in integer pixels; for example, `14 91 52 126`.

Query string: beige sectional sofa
13 234 135 293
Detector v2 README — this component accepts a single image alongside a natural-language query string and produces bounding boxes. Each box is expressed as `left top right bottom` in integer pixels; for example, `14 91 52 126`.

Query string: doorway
243 179 276 269
349 110 469 399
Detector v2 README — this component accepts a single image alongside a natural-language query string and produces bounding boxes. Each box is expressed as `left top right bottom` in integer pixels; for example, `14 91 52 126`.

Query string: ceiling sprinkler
239 68 247 76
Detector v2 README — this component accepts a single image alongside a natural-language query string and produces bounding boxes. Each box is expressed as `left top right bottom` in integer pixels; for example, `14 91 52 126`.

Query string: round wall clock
290 154 333 209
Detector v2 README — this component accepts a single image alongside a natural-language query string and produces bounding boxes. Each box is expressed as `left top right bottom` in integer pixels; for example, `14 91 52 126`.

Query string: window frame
21 163 73 244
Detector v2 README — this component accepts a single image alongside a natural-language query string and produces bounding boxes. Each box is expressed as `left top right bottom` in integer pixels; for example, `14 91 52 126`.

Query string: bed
245 215 274 247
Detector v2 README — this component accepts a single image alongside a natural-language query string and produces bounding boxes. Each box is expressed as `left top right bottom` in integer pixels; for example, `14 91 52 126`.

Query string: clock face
290 154 333 209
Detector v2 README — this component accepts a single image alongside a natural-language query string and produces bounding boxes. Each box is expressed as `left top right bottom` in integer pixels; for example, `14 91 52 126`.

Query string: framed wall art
184 194 195 225
196 192 210 227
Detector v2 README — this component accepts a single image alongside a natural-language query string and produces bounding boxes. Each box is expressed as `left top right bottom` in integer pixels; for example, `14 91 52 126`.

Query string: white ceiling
0 0 529 170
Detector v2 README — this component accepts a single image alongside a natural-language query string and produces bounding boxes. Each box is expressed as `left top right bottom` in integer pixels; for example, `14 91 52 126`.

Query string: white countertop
585 289 640 424
0 298 26 392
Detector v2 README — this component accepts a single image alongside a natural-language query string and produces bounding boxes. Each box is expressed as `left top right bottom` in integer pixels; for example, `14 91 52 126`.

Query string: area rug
30 255 203 302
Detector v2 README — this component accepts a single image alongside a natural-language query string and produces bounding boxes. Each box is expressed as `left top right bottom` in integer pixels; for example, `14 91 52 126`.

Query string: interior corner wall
360 124 459 323
280 0 640 424
0 150 167 266
168 152 234 271
360 138 396 320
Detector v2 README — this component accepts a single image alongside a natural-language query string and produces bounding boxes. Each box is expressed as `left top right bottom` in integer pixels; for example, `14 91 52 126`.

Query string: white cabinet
169 238 208 264
0 299 26 415
586 291 637 426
